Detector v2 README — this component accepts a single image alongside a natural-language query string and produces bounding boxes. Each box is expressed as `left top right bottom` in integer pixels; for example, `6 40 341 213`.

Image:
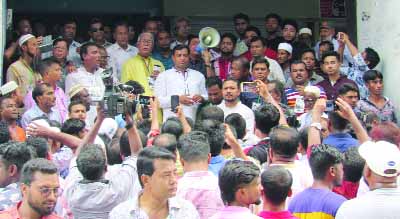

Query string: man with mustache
0 97 25 142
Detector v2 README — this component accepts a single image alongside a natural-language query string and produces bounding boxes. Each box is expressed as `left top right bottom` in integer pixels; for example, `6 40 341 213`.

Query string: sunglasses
91 27 104 33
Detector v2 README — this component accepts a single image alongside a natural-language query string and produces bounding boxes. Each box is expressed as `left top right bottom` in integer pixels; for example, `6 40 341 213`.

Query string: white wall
357 0 400 116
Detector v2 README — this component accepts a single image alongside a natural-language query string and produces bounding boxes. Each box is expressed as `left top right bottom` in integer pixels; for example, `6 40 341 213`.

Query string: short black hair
178 132 210 162
0 121 10 144
219 159 260 204
261 166 292 205
290 59 308 73
363 69 383 83
321 51 340 63
62 18 77 27
137 119 151 136
153 133 178 154
89 17 103 26
77 144 106 180
206 76 223 89
161 117 183 139
68 100 87 113
338 83 360 98
301 48 316 59
264 13 282 26
221 33 238 45
364 47 380 69
223 78 240 89
61 118 86 137
113 20 129 32
299 127 309 152
244 26 261 37
328 111 348 131
268 80 285 100
254 103 280 134
26 137 48 158
20 158 58 185
251 56 270 69
119 130 131 157
0 141 34 173
137 147 176 187
32 83 52 104
196 106 225 124
52 38 69 48
233 13 250 23
343 147 365 182
195 120 225 157
177 131 209 150
320 40 335 52
282 19 298 32
79 42 98 61
309 144 343 180
172 44 190 56
249 36 266 47
225 113 246 140
270 125 300 159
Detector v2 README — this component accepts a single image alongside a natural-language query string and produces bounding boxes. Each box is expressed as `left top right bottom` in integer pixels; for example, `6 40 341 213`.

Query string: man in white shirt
106 21 138 82
155 44 207 121
218 79 255 134
65 42 105 126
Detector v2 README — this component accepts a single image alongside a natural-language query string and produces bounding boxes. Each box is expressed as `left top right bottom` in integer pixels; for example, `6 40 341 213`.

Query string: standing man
264 13 284 51
86 18 112 48
61 19 81 66
196 76 223 117
0 97 25 142
170 17 191 49
121 32 165 96
277 43 293 81
212 33 237 80
0 158 62 219
52 38 76 90
107 21 139 82
233 13 250 56
155 45 207 121
152 30 174 70
6 34 41 96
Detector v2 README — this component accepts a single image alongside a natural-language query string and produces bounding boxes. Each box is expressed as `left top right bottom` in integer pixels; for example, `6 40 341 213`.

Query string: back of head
137 147 176 187
137 119 151 136
196 105 224 124
309 144 343 180
270 125 300 159
194 119 225 157
365 47 380 69
261 166 293 205
369 122 400 146
343 147 365 182
153 133 178 154
225 113 246 140
0 121 10 144
119 130 131 157
328 111 348 131
77 144 106 181
61 118 86 137
178 131 209 150
20 158 58 185
219 159 260 205
254 103 280 135
161 117 183 139
178 134 210 163
38 58 59 77
0 141 35 178
26 137 48 158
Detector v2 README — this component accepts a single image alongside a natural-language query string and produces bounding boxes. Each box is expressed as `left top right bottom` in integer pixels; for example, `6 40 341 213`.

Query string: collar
221 206 252 213
114 43 135 52
33 104 54 115
210 155 225 164
183 171 212 178
127 191 183 216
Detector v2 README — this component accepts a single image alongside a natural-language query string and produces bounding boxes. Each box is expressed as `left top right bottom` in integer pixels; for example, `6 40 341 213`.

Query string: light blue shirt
21 105 62 129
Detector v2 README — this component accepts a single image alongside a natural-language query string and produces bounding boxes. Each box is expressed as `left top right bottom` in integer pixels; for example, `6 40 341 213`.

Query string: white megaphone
196 27 220 53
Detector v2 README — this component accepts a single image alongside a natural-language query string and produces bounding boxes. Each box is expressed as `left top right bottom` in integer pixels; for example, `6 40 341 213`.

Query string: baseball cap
68 84 85 99
0 81 18 96
18 34 36 47
358 141 400 177
278 43 293 54
299 28 312 36
98 118 118 140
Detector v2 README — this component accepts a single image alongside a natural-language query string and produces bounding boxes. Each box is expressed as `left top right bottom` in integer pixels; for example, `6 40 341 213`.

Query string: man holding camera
154 45 207 121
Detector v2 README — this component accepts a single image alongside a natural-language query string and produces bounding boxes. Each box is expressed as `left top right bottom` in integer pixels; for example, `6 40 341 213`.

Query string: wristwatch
310 122 322 131
125 122 134 130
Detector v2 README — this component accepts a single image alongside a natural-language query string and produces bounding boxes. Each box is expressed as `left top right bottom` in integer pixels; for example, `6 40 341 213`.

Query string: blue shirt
323 133 359 153
208 155 227 176
21 105 62 129
0 183 21 211
152 50 174 70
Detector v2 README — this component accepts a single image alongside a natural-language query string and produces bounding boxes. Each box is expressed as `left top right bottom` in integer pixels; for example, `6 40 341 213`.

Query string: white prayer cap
0 81 18 96
18 34 36 47
299 28 312 36
277 43 293 54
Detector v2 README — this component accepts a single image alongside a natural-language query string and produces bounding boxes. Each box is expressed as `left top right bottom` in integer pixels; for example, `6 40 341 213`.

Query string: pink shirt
177 171 224 219
258 210 299 219
210 206 262 219
0 201 63 219
24 86 68 123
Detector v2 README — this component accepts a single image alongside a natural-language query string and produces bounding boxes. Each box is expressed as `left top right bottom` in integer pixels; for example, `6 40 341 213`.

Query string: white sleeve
268 59 285 83
199 73 208 100
154 72 171 109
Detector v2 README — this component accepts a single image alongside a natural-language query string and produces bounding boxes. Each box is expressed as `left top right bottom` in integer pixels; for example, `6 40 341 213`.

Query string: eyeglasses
304 98 317 103
90 27 104 33
38 187 63 197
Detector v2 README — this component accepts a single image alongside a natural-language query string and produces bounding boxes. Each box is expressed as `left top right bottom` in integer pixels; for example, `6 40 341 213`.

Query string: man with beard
210 159 262 219
21 83 62 129
218 79 254 134
0 81 25 109
212 33 237 80
152 30 173 70
289 144 346 219
0 158 62 219
6 34 42 96
233 13 250 56
264 13 284 51
61 19 81 66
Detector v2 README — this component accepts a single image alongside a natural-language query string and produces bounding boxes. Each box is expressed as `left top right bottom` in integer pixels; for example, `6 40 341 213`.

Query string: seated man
258 166 297 219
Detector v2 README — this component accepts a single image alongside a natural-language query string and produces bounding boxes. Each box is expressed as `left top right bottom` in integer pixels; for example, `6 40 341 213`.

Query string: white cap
304 85 321 98
98 118 118 140
18 34 36 47
299 28 312 36
358 141 400 177
278 43 293 54
0 81 18 96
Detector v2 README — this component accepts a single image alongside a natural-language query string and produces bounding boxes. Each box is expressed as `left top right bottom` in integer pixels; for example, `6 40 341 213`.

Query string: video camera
102 84 137 118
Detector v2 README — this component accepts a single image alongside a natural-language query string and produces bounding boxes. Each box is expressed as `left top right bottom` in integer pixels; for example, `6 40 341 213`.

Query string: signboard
320 0 346 18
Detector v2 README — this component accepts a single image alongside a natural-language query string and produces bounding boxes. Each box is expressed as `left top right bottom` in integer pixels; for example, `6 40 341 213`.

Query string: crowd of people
0 12 399 219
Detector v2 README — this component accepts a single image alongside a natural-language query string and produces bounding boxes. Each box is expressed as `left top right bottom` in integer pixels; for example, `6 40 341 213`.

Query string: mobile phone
138 95 153 105
325 99 337 112
171 95 180 113
241 82 257 93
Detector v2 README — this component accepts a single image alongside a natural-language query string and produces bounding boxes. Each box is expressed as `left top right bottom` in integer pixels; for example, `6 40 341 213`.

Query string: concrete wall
357 0 400 116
